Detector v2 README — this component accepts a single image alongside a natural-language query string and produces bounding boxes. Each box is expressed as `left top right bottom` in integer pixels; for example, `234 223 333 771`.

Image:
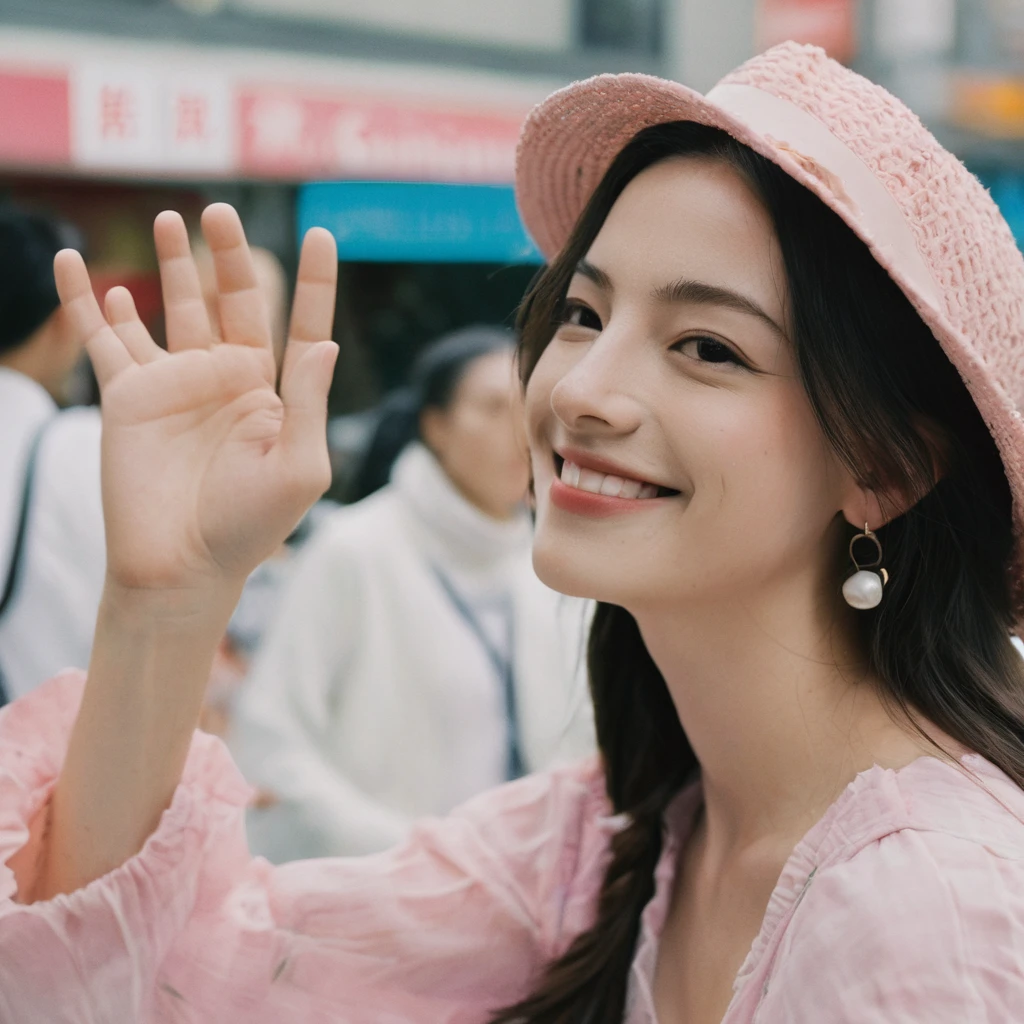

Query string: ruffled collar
625 752 1009 1023
390 442 532 573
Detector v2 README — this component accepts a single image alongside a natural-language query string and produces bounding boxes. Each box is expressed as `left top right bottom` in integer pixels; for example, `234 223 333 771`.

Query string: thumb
276 339 339 496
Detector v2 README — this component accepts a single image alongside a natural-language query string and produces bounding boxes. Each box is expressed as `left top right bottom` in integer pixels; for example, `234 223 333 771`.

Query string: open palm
55 204 339 592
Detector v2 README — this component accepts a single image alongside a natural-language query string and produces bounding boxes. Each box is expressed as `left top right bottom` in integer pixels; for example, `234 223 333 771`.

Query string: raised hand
26 207 338 900
54 204 339 594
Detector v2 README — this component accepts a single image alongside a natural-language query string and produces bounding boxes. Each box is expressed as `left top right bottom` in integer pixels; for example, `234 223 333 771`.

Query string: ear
839 414 949 531
839 486 888 533
912 414 950 489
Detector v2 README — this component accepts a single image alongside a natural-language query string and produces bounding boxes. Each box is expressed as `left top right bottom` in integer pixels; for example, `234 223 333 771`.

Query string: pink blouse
2 672 1024 1023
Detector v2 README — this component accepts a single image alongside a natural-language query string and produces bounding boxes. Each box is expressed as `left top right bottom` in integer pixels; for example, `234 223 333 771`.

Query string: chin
530 492 636 601
532 547 594 599
531 525 619 602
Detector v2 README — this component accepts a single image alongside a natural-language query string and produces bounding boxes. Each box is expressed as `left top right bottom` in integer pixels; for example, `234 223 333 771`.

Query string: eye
557 299 603 332
674 335 745 367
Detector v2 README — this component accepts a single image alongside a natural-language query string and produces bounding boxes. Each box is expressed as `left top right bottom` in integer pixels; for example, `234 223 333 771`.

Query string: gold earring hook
849 524 884 573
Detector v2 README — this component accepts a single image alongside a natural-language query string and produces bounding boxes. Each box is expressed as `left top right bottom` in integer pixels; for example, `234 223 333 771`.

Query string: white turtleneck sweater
230 444 594 862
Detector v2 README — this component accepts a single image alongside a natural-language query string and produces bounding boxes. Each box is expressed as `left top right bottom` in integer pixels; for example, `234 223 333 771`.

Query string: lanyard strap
430 565 524 780
0 418 53 708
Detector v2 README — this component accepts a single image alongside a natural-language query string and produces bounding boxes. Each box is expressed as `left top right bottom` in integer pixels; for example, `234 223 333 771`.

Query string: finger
154 210 213 353
104 287 165 365
280 228 337 394
288 228 338 345
276 339 338 494
53 249 131 387
200 203 272 352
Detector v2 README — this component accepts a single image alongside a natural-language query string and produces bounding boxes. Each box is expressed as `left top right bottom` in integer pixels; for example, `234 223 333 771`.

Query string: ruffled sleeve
0 673 613 1024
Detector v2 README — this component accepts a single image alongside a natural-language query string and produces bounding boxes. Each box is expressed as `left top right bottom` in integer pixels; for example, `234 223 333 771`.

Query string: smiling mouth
553 454 682 499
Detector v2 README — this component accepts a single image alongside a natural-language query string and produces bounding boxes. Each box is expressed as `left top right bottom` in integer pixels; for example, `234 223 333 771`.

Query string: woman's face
526 156 855 613
423 348 531 520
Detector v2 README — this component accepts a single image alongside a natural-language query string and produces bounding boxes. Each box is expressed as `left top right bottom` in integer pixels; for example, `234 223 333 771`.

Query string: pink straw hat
516 41 1024 623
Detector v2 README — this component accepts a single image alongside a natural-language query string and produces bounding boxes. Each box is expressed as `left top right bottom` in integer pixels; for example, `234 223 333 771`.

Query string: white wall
666 0 756 92
230 0 575 51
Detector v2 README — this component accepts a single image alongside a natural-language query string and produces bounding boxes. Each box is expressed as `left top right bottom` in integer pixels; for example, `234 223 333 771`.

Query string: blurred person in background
0 206 104 703
230 325 593 861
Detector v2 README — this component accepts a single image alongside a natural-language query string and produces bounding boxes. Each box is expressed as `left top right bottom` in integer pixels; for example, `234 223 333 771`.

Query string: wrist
99 575 244 634
47 572 246 897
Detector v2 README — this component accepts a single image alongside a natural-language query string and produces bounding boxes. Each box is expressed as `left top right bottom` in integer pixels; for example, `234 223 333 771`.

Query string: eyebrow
575 259 613 292
574 259 787 340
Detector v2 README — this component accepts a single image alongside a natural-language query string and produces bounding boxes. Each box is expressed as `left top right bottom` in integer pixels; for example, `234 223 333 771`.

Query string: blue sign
977 170 1024 249
298 181 542 264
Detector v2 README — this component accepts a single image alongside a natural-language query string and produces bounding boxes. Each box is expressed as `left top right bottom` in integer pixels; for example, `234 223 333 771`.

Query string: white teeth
560 460 581 487
559 460 663 500
600 474 626 496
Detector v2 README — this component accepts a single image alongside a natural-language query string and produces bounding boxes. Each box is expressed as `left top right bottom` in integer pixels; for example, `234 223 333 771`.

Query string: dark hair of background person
0 205 83 355
491 121 1024 1024
347 324 516 502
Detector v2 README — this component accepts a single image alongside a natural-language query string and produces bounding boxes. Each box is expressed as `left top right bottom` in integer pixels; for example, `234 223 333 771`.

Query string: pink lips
549 448 676 518
549 476 666 517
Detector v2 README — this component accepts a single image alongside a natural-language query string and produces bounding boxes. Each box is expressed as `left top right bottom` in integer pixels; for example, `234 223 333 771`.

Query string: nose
549 331 644 436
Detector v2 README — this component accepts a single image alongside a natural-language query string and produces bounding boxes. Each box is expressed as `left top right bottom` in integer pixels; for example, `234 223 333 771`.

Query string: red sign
757 0 858 63
71 66 233 173
0 71 69 166
238 86 524 183
99 85 137 141
0 60 529 182
175 93 211 143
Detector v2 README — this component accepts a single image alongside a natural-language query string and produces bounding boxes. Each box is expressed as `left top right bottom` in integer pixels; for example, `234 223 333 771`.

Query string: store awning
0 28 549 182
298 181 542 263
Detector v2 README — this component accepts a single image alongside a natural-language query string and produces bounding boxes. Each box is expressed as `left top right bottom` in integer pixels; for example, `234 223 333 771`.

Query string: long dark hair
492 122 1024 1023
348 324 515 501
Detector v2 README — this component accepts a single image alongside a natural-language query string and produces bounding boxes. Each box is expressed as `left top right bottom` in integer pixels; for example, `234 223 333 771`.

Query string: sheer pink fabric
2 672 1024 1023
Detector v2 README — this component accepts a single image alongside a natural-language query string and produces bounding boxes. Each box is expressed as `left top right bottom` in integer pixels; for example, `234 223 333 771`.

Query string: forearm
36 577 242 899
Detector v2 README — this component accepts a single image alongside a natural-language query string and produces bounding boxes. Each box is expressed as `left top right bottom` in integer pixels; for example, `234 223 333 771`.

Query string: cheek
686 383 839 545
762 390 838 508
523 361 550 421
524 346 566 447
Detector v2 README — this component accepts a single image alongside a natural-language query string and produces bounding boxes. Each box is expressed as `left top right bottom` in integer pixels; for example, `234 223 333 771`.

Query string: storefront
0 26 555 405
298 180 540 416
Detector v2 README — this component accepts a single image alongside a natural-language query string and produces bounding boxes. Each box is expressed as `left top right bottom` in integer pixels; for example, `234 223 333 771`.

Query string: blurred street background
4 0 1022 439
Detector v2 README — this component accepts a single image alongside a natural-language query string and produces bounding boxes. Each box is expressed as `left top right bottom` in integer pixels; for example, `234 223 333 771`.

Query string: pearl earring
842 523 889 610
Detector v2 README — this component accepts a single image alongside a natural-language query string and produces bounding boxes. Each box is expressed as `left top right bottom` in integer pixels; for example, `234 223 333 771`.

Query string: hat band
705 82 943 312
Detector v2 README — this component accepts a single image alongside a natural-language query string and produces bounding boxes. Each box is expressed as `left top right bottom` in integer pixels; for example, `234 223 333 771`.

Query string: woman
2 42 1024 1023
230 326 594 861
0 207 104 703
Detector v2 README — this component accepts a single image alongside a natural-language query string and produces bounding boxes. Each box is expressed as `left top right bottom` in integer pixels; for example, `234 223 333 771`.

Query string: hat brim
518 74 763 261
